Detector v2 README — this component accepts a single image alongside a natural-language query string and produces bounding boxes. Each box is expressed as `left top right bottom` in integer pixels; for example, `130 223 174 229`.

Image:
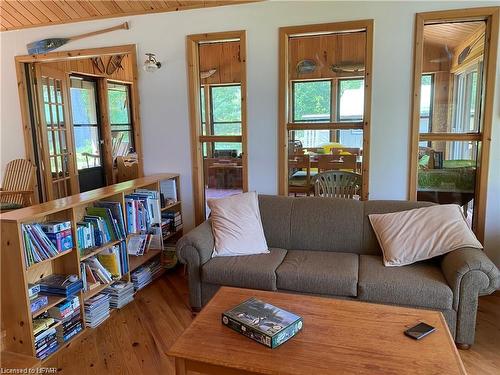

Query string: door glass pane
44 104 51 125
417 141 478 227
112 131 132 159
422 21 485 134
202 141 243 219
338 79 364 121
70 77 102 170
293 81 331 122
70 79 98 125
48 79 55 102
73 126 101 170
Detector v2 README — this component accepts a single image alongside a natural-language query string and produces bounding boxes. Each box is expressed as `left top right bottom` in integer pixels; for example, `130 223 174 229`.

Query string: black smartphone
404 322 436 340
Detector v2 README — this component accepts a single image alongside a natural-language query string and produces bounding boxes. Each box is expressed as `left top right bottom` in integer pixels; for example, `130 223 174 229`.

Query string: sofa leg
456 343 471 350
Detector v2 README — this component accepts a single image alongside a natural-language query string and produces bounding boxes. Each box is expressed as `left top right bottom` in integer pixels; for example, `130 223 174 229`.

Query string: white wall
1 1 499 265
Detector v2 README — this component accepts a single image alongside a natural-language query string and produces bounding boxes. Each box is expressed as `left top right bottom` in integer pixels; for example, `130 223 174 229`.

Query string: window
70 77 102 170
281 21 373 198
211 85 242 135
108 82 134 159
410 9 498 239
293 80 331 122
338 78 364 121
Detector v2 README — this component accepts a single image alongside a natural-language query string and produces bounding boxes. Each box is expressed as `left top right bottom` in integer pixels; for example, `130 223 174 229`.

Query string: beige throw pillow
368 204 482 267
207 192 269 257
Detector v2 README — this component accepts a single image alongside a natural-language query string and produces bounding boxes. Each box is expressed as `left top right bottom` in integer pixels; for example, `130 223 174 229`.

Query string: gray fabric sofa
176 195 499 346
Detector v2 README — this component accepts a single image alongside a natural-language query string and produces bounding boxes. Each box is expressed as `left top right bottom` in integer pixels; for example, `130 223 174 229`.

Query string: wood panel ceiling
0 1 257 32
424 21 485 48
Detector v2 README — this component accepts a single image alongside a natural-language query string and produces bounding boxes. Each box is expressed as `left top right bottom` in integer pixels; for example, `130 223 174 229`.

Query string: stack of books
84 293 110 328
131 259 163 291
37 274 83 297
47 296 82 343
28 283 48 313
77 202 126 253
33 314 59 359
21 221 73 267
125 190 161 234
104 281 134 309
161 210 182 238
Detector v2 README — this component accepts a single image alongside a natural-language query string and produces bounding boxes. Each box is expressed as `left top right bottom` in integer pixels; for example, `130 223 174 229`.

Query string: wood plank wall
199 41 241 85
42 53 134 82
288 32 366 80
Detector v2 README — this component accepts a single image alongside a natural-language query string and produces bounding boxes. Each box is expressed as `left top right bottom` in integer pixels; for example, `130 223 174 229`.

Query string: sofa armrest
176 220 214 266
441 247 499 306
176 220 214 309
441 247 499 345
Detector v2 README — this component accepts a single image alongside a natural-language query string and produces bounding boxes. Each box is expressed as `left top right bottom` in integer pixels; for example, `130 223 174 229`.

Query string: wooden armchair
0 159 36 212
313 171 361 199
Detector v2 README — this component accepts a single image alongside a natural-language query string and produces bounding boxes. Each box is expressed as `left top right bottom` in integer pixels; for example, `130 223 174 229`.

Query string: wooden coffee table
168 287 466 374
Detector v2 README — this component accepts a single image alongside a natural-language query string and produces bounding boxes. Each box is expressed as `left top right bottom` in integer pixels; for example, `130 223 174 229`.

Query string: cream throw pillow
369 204 482 267
207 192 269 257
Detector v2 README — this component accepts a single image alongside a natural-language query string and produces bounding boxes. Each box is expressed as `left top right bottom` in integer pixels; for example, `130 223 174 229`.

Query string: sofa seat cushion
201 248 287 290
358 255 453 310
276 250 358 297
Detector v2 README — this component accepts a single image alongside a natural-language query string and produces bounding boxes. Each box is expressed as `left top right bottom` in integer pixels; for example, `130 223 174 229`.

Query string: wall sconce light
143 53 162 72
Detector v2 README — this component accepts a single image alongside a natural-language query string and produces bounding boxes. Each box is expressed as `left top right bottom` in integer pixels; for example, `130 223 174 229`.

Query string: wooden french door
34 65 79 200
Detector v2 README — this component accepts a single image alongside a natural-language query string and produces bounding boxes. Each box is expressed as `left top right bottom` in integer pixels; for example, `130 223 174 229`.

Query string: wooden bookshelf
0 173 182 363
129 249 162 271
82 281 115 301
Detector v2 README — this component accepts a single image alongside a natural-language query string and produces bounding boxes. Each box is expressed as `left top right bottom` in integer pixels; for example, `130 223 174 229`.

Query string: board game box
222 297 303 348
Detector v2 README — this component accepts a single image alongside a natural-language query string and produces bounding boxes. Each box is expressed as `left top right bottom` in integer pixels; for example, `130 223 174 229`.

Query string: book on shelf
125 189 162 234
36 274 83 297
127 234 152 256
39 221 71 234
161 210 183 237
77 203 126 253
47 296 80 320
131 259 163 291
84 293 110 328
160 179 178 205
97 246 123 279
30 295 49 313
22 222 74 267
104 281 134 309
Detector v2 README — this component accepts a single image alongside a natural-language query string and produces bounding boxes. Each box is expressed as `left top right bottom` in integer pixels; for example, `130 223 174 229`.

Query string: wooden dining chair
317 154 357 172
288 155 312 196
0 159 36 212
313 171 362 199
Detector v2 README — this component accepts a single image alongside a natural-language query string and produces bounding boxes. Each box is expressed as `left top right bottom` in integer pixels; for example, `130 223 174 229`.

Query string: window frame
409 7 499 242
278 20 374 199
186 31 248 225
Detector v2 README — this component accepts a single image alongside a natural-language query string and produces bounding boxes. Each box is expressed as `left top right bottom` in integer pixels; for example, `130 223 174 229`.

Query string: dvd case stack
161 210 182 238
104 281 134 309
29 283 48 313
37 274 83 297
21 221 73 267
84 293 110 328
33 314 59 359
47 296 83 343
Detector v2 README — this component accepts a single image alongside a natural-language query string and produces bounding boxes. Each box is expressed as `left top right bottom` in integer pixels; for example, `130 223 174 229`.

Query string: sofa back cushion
289 197 364 253
258 195 294 249
258 195 436 255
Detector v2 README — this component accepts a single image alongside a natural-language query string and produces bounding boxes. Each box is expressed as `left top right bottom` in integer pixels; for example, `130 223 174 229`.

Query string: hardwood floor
44 268 500 375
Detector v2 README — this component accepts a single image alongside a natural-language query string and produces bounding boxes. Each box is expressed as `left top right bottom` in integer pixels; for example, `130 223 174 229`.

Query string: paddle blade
26 38 69 55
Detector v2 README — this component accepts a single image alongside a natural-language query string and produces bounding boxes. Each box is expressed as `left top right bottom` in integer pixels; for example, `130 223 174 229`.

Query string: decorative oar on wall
26 22 129 55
